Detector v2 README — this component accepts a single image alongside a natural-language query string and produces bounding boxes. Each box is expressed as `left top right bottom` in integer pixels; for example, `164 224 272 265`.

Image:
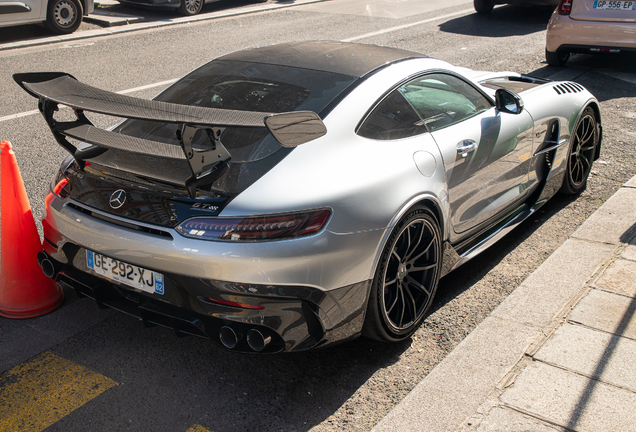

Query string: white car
0 0 94 34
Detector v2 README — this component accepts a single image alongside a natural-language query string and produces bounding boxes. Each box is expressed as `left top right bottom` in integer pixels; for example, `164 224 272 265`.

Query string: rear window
96 61 357 195
116 60 357 163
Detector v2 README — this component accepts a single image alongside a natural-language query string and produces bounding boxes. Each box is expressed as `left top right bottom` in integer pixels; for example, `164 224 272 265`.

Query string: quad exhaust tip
37 252 56 278
219 326 238 349
247 329 271 352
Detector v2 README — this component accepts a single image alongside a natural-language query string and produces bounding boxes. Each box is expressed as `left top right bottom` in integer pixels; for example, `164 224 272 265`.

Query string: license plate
86 250 164 295
593 1 636 10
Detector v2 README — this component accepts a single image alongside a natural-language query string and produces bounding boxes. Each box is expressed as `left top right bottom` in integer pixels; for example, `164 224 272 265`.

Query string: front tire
546 48 570 67
178 0 203 15
363 209 442 342
474 0 494 14
46 0 83 35
560 107 598 195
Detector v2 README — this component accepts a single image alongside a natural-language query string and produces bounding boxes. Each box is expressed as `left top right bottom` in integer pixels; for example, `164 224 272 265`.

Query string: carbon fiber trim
21 75 272 127
62 124 186 160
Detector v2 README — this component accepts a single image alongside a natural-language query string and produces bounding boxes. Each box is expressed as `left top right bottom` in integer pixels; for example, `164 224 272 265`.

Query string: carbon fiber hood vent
553 82 585 95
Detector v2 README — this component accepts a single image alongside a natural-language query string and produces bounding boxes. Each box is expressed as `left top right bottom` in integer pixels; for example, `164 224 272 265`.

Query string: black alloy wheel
363 209 442 342
560 107 598 195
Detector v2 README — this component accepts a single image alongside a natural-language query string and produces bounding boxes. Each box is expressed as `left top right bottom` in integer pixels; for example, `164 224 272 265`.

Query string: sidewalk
373 175 636 432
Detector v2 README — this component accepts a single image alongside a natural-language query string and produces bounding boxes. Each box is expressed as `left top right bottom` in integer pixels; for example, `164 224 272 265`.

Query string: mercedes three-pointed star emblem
109 189 127 209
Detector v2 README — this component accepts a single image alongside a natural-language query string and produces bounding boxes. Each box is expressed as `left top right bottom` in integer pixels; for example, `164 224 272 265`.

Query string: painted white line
1 78 178 123
3 8 474 123
342 9 474 42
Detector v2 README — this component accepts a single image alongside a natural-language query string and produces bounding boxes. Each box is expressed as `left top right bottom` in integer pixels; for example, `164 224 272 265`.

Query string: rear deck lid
570 0 636 22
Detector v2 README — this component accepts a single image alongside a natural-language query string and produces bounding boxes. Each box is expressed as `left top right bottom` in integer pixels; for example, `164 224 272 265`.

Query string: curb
372 174 636 432
0 0 326 52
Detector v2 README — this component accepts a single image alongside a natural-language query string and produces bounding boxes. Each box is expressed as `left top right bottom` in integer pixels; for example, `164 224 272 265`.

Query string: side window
357 91 427 140
399 73 492 132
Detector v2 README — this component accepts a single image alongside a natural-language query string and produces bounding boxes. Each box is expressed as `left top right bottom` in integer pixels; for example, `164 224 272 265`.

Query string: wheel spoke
409 263 437 272
406 235 433 265
398 285 406 327
406 274 431 296
403 283 418 324
386 287 399 315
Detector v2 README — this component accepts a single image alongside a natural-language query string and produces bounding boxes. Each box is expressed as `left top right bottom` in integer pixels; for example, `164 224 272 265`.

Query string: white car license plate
593 1 636 10
86 250 164 295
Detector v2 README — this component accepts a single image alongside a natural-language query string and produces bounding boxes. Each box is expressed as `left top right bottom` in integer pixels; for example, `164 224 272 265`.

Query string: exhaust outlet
219 326 238 349
37 252 56 278
247 329 271 352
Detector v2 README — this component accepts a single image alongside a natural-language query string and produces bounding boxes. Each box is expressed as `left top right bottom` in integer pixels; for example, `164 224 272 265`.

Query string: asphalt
373 174 636 432
3 7 636 430
0 0 326 51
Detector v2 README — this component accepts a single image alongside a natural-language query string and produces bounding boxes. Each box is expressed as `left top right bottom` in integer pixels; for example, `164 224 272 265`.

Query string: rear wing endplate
14 72 327 197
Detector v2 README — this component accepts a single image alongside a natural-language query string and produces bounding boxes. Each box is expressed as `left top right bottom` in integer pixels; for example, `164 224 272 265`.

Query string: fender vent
553 82 585 95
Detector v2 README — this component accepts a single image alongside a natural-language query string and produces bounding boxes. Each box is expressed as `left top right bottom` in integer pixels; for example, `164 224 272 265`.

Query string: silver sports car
15 41 601 353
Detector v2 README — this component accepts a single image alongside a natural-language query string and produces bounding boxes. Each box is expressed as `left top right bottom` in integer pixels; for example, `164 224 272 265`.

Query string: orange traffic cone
0 140 63 318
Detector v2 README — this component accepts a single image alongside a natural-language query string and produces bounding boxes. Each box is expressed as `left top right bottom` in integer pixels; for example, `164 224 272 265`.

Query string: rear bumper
42 244 371 353
547 14 636 52
41 191 378 352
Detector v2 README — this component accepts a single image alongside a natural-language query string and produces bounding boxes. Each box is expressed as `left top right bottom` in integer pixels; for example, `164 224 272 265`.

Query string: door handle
457 140 477 157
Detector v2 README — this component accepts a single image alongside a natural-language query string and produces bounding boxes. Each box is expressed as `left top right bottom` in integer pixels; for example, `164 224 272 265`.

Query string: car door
399 73 534 240
0 0 44 25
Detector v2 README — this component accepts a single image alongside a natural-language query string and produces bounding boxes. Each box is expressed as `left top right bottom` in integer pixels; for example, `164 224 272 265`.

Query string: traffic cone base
0 140 64 319
0 285 63 318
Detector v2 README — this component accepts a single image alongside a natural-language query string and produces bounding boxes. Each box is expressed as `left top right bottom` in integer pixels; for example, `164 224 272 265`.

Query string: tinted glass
116 60 358 163
357 91 426 140
400 73 492 132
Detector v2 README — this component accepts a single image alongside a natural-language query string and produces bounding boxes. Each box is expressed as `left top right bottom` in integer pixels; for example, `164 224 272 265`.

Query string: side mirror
495 88 524 115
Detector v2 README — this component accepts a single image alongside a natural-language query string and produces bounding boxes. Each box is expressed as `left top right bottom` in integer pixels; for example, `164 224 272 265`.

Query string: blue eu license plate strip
86 250 164 295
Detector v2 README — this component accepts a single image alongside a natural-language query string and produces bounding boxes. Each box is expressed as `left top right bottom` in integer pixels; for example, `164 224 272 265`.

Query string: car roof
217 41 428 78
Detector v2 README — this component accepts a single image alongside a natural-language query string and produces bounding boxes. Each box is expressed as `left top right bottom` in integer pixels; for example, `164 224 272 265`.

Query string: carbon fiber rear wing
14 72 327 197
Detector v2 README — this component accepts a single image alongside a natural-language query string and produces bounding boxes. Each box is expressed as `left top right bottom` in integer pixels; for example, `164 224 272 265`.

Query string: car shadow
48 308 410 431
429 191 577 319
439 5 554 37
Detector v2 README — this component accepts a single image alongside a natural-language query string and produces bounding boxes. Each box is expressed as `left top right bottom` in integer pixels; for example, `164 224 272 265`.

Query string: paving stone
371 317 536 432
502 362 636 432
475 406 558 432
572 186 636 245
594 258 636 297
623 242 636 262
570 289 636 340
491 239 614 329
535 323 636 392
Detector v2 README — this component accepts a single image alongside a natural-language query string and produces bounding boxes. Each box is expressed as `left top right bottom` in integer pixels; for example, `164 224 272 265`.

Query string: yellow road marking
0 351 118 432
187 425 212 432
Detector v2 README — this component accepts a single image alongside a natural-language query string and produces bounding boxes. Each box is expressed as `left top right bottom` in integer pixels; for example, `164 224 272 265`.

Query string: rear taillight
558 0 572 15
176 209 331 242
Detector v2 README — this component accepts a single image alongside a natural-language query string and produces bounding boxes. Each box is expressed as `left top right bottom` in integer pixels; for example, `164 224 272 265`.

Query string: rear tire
474 0 494 13
546 48 570 67
560 107 598 195
362 208 442 342
46 0 83 35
